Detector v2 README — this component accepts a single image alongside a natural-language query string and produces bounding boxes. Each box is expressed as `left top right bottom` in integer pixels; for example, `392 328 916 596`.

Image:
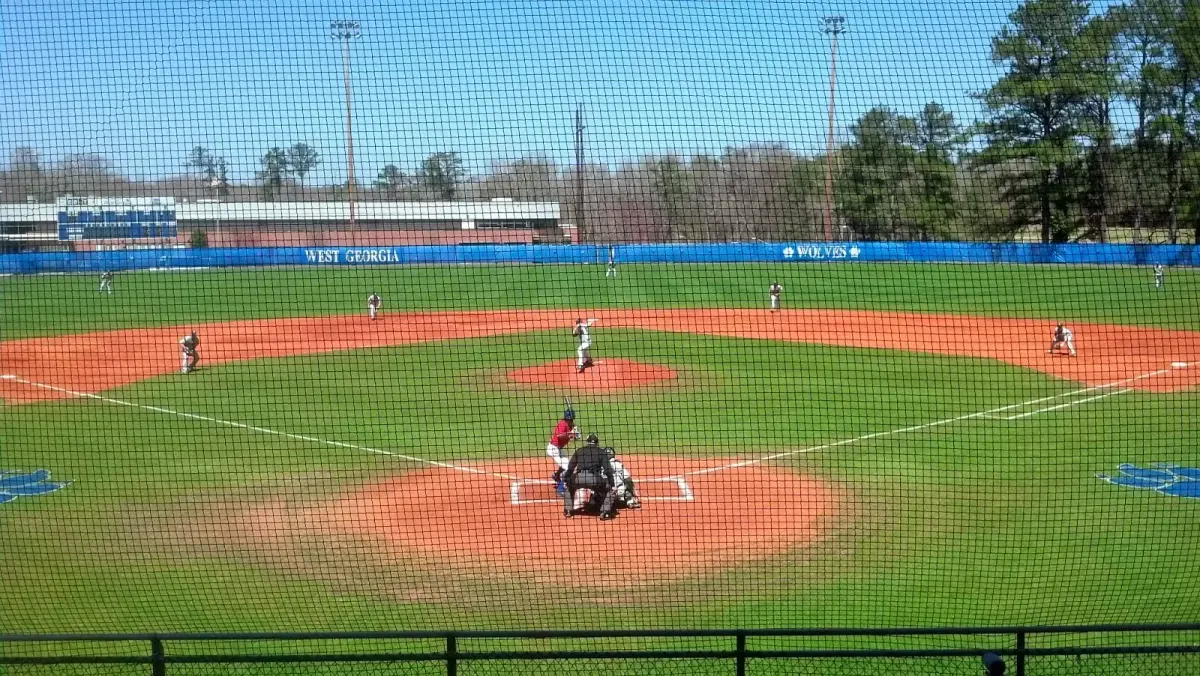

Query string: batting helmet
564 409 575 421
586 433 599 445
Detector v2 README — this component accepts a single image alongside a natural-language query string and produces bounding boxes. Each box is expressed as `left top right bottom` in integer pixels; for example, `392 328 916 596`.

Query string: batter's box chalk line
510 476 693 506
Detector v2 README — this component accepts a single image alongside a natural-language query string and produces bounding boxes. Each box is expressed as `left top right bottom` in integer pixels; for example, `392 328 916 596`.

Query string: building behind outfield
0 199 565 252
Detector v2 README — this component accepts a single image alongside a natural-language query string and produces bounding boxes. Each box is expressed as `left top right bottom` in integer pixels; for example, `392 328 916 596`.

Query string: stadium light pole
821 16 845 242
331 20 361 229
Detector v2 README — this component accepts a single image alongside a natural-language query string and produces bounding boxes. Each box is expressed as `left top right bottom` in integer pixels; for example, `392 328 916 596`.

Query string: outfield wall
2 242 1199 274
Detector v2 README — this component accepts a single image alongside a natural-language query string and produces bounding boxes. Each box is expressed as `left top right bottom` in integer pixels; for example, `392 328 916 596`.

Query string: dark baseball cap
982 653 1006 675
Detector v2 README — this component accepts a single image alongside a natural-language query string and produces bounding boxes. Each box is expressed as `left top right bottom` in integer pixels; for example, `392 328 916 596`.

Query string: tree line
1 0 1197 243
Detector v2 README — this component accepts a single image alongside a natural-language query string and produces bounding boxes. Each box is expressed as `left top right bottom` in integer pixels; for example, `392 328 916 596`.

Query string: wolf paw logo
0 469 71 504
1097 464 1200 499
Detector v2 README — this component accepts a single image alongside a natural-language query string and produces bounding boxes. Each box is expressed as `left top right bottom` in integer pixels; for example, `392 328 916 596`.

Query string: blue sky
0 0 1120 183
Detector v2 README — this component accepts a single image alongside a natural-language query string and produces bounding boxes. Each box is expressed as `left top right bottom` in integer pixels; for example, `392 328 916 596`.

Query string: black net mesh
2 0 1199 671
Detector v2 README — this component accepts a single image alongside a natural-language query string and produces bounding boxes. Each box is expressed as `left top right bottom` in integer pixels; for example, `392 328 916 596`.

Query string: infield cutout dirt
245 456 842 585
3 308 1198 405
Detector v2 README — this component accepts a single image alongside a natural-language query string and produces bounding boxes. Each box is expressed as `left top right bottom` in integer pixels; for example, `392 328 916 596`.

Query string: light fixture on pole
331 20 361 229
821 15 845 242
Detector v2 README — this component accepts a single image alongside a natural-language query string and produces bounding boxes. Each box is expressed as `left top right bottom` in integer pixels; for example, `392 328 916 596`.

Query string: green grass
1 262 1199 649
3 262 1199 339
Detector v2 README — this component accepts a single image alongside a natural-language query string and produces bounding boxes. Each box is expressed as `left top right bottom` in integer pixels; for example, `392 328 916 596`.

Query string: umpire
563 433 619 520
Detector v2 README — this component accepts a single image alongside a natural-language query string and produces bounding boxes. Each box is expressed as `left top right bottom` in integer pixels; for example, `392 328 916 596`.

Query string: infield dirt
2 308 1196 404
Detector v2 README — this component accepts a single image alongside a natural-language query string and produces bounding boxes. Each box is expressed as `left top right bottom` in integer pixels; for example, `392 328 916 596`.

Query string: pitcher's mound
507 358 677 392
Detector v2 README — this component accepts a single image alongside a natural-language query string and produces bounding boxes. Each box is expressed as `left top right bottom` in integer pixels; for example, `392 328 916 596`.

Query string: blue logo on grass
1098 464 1200 499
0 469 71 504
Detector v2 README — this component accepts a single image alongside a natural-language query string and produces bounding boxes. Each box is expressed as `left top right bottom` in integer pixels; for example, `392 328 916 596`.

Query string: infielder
547 407 580 492
179 330 200 374
1048 323 1076 357
99 271 114 295
769 281 783 311
367 292 382 320
573 318 596 372
1155 264 1165 289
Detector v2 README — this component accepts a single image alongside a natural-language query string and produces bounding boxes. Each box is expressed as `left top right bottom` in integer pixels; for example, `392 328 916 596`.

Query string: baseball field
2 261 1199 639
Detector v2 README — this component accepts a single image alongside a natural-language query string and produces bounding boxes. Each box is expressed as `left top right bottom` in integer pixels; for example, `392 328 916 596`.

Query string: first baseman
179 330 200 373
1049 323 1076 357
367 292 382 320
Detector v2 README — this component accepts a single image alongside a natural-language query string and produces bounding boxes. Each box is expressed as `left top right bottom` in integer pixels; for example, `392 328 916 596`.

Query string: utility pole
331 20 361 229
822 16 845 242
575 104 585 244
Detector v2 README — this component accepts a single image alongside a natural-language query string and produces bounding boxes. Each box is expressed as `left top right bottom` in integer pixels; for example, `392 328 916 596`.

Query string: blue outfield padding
1 242 1199 274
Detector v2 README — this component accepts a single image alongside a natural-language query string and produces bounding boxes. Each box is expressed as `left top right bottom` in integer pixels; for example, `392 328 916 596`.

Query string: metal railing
2 623 1199 675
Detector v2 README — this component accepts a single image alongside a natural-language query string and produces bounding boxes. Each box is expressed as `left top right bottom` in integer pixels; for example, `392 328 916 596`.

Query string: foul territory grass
1 261 1198 661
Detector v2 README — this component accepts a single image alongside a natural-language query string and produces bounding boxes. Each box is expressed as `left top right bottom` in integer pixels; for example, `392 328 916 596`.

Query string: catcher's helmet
564 409 575 421
604 446 615 458
586 433 599 445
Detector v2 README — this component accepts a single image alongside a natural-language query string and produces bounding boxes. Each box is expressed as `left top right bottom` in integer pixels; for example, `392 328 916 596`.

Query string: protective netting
2 0 1199 669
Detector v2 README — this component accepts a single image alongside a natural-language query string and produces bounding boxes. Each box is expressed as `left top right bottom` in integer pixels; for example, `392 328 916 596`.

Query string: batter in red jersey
547 407 580 493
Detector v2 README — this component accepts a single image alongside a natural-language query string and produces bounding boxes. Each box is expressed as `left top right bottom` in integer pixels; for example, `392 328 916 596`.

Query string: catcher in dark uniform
562 433 619 520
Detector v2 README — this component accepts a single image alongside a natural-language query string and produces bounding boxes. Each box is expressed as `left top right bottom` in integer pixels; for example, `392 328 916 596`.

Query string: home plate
1172 362 1189 368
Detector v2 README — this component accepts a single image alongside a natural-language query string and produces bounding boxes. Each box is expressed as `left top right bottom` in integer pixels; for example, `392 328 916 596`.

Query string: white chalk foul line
1003 388 1133 420
4 363 1180 490
3 376 528 482
674 366 1174 480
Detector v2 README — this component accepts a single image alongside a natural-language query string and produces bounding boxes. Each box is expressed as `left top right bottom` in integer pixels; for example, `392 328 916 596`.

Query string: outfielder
99 271 114 295
1048 323 1076 357
769 281 783 311
547 407 580 492
573 318 596 373
367 292 382 320
179 330 200 374
606 248 617 278
1155 265 1165 290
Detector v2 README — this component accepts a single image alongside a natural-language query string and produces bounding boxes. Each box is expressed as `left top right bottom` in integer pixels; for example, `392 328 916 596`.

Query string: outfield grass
1 262 1198 640
3 262 1199 339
